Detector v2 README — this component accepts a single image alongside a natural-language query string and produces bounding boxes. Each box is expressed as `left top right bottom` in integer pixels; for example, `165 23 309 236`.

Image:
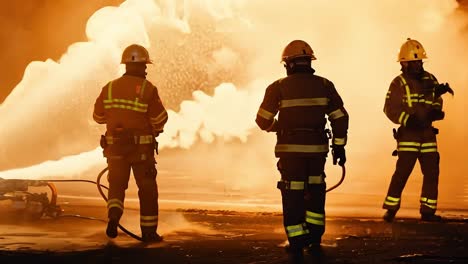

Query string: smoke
0 0 467 209
0 0 249 170
0 0 155 170
0 82 266 180
0 0 124 103
159 83 262 149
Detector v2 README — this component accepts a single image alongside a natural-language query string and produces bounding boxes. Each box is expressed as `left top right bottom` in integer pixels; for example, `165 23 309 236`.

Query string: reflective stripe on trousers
397 142 437 153
140 215 158 227
107 198 124 210
420 197 437 210
305 211 325 226
286 223 309 238
383 196 401 207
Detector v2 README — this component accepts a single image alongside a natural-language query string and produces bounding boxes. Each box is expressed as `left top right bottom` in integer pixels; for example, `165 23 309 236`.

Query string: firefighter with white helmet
93 44 168 242
256 40 349 263
382 38 453 223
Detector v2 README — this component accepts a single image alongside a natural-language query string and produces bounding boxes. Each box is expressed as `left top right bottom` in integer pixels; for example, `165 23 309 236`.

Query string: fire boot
106 219 119 238
383 210 397 223
421 214 443 222
305 243 323 262
142 232 163 243
286 246 304 264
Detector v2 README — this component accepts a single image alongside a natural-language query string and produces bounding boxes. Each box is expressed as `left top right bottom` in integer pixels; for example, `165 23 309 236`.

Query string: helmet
397 38 427 62
281 40 317 63
121 44 152 64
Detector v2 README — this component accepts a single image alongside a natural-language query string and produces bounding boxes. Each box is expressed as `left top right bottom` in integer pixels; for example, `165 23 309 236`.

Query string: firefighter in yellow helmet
93 44 168 242
382 38 453 223
256 40 349 263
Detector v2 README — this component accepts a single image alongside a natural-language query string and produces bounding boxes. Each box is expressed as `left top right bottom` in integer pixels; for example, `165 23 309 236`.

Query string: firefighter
382 38 449 223
256 40 349 263
93 44 168 242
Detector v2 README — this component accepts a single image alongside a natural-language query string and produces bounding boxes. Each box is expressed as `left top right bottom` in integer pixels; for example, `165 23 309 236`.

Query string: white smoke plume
160 83 262 149
0 82 265 179
0 0 466 208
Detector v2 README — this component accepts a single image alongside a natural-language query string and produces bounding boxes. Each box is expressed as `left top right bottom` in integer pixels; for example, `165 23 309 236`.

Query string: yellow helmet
281 40 317 63
397 38 427 62
121 44 152 64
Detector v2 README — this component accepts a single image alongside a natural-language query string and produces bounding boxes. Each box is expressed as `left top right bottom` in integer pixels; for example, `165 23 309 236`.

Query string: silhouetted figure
256 40 349 263
93 44 168 242
382 38 450 223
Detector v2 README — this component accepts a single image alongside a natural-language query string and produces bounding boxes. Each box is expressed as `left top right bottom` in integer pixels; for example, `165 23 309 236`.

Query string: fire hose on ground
47 168 144 241
92 165 345 240
0 164 346 242
91 165 345 240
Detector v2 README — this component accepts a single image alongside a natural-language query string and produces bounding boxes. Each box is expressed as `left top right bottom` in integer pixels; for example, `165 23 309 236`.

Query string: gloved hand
405 115 431 129
428 109 445 121
435 83 454 97
267 119 279 132
153 130 163 138
331 145 346 166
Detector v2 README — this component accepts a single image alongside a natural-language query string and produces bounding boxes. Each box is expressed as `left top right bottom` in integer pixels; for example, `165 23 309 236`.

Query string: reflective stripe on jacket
256 72 349 157
383 71 443 127
93 75 168 135
384 71 443 151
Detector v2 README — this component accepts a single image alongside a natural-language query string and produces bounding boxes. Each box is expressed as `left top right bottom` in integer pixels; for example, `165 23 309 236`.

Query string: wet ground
0 202 466 264
1 154 467 264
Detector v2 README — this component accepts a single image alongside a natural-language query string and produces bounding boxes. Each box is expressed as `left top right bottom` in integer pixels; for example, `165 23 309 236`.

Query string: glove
435 83 454 97
405 115 430 129
428 109 445 121
331 145 346 166
99 135 108 149
153 130 163 138
266 119 279 132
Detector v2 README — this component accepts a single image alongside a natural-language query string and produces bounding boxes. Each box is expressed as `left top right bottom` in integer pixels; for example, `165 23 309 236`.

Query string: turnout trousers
383 127 440 215
106 156 159 234
277 156 327 251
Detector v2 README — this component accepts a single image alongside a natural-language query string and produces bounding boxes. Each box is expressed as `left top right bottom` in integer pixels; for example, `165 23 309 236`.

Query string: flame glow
0 0 466 210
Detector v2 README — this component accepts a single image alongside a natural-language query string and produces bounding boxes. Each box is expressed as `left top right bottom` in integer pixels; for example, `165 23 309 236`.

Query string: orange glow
0 0 466 214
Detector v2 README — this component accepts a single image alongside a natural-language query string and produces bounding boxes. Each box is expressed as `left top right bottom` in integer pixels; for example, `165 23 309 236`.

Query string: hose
46 182 58 207
46 163 345 241
326 164 346 193
95 167 143 241
47 172 143 242
95 164 343 239
58 214 107 222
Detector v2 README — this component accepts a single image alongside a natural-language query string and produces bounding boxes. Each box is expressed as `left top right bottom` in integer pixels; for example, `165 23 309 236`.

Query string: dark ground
0 204 466 264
